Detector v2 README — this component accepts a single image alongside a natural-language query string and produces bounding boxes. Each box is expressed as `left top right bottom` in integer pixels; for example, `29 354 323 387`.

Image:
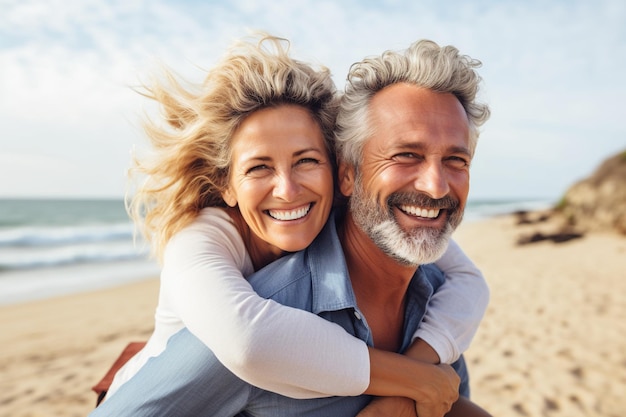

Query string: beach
1 211 624 417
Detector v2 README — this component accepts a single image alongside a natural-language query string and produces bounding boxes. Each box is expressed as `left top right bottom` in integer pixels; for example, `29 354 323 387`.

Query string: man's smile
398 205 441 219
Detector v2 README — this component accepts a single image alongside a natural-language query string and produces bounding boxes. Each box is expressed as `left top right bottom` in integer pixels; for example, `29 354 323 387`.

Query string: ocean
0 197 554 306
0 199 159 306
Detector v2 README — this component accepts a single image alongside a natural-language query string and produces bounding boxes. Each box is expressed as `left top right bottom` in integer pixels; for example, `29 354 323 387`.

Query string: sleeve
162 209 370 399
89 328 251 417
413 239 490 364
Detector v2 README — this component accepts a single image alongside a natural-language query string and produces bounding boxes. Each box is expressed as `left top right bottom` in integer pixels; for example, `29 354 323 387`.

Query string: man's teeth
399 205 440 219
268 205 311 220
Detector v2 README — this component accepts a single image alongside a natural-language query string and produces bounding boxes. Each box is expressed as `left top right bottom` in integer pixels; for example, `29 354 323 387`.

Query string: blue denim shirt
90 211 469 417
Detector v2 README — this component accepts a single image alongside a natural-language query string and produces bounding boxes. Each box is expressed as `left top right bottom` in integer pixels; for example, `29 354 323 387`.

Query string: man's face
340 84 471 266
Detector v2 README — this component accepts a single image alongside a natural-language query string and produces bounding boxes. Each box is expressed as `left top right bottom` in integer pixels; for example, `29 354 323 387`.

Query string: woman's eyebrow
293 147 325 156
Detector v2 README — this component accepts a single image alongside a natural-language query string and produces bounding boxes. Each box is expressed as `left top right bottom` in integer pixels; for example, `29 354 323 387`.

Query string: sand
1 212 625 417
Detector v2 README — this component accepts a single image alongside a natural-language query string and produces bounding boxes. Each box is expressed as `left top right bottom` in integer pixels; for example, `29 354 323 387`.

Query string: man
91 39 491 417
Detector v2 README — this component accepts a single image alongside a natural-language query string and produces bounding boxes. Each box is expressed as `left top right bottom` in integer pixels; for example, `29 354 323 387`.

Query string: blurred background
1 0 624 303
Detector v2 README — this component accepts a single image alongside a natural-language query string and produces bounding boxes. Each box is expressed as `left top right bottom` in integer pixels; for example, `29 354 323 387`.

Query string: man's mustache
387 192 460 211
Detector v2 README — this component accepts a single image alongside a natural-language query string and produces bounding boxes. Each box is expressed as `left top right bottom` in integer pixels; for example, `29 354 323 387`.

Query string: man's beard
349 173 464 266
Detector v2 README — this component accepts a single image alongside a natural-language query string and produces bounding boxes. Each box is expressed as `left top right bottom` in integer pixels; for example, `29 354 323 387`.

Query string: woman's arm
164 209 370 398
356 396 493 417
365 347 460 413
356 240 490 416
415 239 490 364
162 210 480 408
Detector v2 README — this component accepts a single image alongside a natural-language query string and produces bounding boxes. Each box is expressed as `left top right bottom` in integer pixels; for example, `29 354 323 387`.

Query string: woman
104 33 488 411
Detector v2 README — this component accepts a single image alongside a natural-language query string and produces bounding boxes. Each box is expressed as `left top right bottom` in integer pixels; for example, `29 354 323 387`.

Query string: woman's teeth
268 204 311 220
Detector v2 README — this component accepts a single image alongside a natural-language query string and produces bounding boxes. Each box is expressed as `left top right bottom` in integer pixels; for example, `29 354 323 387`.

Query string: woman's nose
272 172 301 201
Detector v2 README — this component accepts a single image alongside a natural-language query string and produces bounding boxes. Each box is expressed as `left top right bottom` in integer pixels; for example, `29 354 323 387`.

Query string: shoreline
0 259 160 307
0 197 556 308
1 212 625 416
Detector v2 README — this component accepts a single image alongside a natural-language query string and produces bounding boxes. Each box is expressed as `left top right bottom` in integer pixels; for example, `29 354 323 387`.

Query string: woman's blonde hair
127 33 339 260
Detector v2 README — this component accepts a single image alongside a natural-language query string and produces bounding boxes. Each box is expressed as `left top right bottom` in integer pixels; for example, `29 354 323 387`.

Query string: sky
1 0 625 201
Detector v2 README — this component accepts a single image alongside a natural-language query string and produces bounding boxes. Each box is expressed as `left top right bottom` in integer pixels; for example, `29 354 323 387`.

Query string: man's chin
372 220 452 266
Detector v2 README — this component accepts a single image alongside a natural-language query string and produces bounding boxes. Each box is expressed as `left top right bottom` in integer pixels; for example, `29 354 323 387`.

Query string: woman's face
223 105 334 257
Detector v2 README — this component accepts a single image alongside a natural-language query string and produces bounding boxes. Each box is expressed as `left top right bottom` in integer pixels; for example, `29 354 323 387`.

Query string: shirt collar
306 210 437 316
307 211 358 315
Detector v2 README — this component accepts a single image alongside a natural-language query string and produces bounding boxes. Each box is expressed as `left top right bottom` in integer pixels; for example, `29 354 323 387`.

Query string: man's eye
394 153 421 161
446 156 469 168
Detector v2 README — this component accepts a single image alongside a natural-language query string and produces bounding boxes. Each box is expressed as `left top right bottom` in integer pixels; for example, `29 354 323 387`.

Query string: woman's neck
224 207 286 271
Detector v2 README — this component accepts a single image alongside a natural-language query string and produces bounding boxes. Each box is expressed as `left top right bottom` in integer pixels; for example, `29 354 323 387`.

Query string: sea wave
0 240 150 270
0 222 135 247
464 199 555 221
0 197 558 305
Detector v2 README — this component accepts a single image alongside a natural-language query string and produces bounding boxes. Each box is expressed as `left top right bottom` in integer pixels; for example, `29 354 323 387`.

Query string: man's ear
221 187 237 207
338 161 355 197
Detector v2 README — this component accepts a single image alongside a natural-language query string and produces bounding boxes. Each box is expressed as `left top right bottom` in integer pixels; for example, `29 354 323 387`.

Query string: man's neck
339 213 419 351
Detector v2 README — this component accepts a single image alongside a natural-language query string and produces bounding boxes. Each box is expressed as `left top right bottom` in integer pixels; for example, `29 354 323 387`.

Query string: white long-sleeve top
108 207 488 399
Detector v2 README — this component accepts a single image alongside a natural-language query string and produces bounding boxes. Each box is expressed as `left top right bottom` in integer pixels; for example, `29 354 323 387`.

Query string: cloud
1 0 625 198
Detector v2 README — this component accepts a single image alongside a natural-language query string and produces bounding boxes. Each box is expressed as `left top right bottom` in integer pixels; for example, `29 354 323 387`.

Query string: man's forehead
366 84 470 149
369 83 465 117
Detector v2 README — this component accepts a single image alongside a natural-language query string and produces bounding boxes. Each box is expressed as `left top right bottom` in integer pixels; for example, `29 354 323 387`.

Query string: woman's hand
412 363 459 417
365 348 459 416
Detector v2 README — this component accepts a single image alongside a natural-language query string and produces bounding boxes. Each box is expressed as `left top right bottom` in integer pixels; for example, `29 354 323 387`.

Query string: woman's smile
223 105 334 255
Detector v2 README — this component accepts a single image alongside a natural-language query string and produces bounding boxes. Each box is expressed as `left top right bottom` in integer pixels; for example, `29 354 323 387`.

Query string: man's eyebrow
448 145 471 157
389 141 426 151
390 142 470 156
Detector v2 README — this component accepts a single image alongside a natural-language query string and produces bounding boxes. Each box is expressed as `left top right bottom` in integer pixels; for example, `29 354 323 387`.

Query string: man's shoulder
247 251 318 312
247 251 313 305
247 213 343 307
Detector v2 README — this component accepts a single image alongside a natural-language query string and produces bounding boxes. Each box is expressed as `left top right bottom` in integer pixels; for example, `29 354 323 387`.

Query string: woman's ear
338 161 355 197
221 187 237 207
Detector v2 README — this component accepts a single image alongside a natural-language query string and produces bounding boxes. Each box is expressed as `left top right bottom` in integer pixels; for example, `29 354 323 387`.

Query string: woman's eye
296 157 320 165
246 165 270 175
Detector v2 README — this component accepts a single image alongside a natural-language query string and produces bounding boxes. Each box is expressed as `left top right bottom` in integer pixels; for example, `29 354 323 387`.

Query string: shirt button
354 311 362 320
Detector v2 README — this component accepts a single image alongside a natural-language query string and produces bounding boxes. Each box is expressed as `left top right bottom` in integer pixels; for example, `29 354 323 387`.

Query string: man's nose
272 171 301 201
414 162 450 199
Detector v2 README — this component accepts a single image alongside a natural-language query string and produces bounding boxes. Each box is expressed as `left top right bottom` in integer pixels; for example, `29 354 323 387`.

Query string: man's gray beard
349 173 462 266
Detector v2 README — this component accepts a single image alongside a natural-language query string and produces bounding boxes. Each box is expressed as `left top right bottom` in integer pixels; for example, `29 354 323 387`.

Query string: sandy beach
1 212 625 417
